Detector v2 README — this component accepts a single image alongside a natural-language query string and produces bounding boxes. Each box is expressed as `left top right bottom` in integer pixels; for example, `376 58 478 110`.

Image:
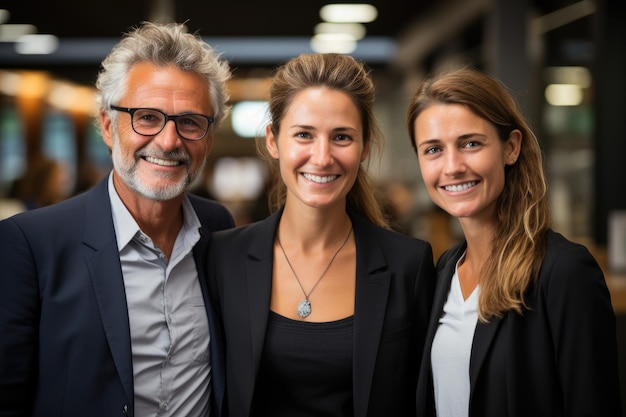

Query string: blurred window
0 103 26 195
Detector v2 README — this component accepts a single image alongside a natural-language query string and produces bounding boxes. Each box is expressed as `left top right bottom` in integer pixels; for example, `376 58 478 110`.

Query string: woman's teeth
303 173 338 183
444 181 476 192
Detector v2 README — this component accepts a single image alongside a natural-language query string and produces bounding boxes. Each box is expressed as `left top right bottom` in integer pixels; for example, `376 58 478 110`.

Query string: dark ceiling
0 0 592 86
4 0 434 39
1 0 441 84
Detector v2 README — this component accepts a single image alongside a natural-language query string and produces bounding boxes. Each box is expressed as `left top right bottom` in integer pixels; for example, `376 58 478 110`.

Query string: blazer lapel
417 243 465 416
246 211 280 385
428 243 467 359
82 179 134 406
469 312 503 397
352 217 392 417
193 215 226 416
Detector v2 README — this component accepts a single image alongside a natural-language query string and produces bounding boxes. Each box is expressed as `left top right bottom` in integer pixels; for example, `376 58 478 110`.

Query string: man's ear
99 109 114 148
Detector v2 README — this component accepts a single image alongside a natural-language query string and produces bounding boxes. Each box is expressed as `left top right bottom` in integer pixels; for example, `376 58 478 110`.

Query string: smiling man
0 22 234 417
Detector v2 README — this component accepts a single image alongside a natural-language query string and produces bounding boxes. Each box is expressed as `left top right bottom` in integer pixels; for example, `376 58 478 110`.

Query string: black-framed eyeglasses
110 105 215 141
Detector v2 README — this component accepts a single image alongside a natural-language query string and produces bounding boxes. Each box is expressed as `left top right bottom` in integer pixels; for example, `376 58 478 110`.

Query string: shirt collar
107 172 202 253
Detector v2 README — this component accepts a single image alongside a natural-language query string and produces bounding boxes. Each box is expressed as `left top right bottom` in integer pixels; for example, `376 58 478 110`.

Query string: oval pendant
297 299 312 318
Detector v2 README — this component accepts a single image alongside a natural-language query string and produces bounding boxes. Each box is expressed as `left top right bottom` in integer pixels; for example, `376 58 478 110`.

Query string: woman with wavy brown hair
407 67 621 417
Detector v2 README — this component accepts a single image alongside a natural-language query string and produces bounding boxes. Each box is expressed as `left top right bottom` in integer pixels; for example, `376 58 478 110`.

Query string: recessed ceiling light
15 34 59 55
319 4 378 23
310 33 357 54
545 84 583 106
0 23 36 42
314 22 366 40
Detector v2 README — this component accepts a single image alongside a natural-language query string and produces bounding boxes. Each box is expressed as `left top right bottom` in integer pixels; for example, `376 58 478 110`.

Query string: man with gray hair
0 21 234 417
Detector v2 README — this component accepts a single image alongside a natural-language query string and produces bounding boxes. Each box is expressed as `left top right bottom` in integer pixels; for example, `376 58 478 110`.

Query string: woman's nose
443 150 465 176
311 138 332 166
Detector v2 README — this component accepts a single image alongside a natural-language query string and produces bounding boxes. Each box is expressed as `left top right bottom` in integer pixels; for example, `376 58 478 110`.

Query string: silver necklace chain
277 225 353 318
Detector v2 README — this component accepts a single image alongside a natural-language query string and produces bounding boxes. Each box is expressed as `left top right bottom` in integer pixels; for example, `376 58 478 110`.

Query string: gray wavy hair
95 21 231 124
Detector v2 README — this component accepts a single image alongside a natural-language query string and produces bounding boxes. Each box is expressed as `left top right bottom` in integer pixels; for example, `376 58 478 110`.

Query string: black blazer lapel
82 179 134 406
469 313 503 396
417 242 465 416
427 242 467 361
193 207 226 416
352 217 392 417
245 211 280 399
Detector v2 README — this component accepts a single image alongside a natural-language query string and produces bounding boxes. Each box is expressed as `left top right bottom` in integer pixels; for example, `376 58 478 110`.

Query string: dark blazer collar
428 241 467 347
82 176 118 251
82 177 134 406
351 214 393 417
246 209 280 372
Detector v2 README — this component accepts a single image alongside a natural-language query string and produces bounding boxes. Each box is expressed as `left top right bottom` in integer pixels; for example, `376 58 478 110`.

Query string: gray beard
109 132 204 201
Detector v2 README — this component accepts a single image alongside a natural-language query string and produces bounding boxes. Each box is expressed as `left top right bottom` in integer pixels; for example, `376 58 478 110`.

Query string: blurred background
0 0 625 405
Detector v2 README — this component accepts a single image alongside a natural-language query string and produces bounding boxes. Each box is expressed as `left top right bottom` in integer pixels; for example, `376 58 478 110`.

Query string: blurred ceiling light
231 100 269 138
319 4 378 23
543 66 591 88
545 84 583 106
15 34 59 54
0 9 9 24
0 23 36 42
314 22 366 40
310 33 357 54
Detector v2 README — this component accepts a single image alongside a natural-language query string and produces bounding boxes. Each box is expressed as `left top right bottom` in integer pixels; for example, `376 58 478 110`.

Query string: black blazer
0 176 234 417
416 229 622 417
207 209 436 417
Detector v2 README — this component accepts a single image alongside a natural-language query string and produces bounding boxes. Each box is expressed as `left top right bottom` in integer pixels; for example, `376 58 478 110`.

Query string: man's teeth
303 173 338 183
444 181 476 192
145 156 179 166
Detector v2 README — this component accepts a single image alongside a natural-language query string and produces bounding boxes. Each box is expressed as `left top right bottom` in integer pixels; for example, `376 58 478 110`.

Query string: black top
251 311 354 417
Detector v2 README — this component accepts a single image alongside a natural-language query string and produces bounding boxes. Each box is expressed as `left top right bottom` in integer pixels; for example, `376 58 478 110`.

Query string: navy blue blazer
207 209 436 417
416 229 622 417
0 176 234 417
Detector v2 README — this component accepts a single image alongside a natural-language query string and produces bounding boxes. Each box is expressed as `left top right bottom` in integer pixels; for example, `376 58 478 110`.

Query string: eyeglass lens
132 109 209 140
